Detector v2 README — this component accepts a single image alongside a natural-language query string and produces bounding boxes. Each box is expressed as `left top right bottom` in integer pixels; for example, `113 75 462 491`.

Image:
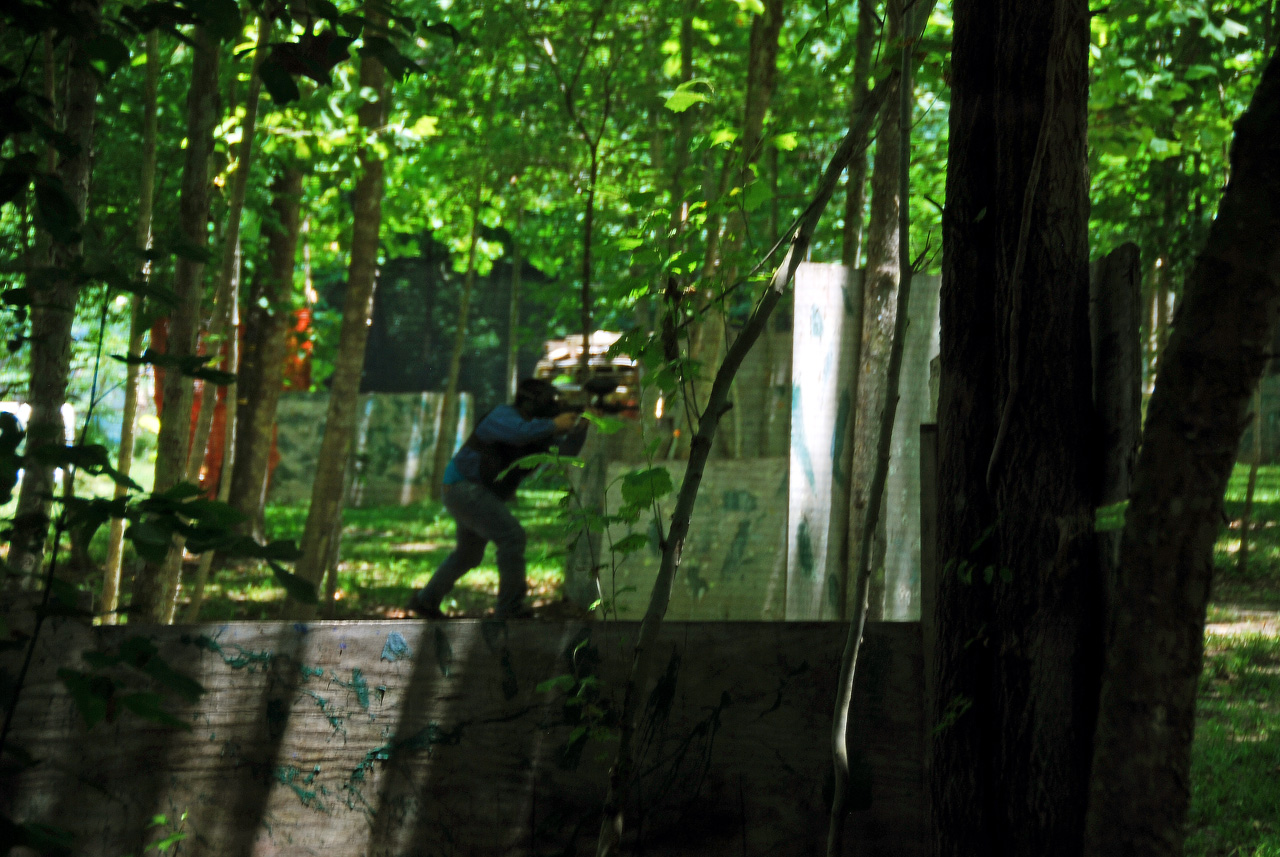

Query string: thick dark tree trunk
133 25 221 623
230 166 304 538
293 13 387 614
8 0 101 585
1084 50 1280 857
932 2 1101 857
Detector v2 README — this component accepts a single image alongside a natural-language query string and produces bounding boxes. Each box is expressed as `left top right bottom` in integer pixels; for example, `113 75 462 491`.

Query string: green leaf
743 179 773 212
620 467 673 508
81 34 131 79
272 563 318 604
57 668 112 729
1095 500 1128 532
610 533 650 556
33 175 80 244
258 58 301 105
535 674 576 694
664 80 712 113
126 520 173 563
186 0 242 42
118 692 190 729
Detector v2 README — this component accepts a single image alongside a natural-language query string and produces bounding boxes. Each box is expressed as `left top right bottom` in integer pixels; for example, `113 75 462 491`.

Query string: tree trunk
132 25 221 623
230 166 304 538
187 12 269 497
505 204 523 400
847 0 905 622
102 28 159 624
1084 54 1280 854
1090 242 1142 584
429 191 482 501
293 13 387 614
184 237 242 622
682 0 784 459
933 2 1100 856
841 0 877 267
8 0 102 587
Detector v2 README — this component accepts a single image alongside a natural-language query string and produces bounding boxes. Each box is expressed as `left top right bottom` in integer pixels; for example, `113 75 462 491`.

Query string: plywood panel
2 620 923 857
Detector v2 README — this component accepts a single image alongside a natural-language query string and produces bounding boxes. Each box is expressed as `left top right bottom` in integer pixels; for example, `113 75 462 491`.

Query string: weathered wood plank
3 620 923 856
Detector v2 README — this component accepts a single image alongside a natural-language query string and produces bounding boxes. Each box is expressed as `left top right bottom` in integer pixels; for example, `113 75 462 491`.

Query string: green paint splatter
299 664 324 680
831 390 851 487
825 571 842 611
301 689 345 734
796 517 815 579
719 520 752 580
274 764 330 812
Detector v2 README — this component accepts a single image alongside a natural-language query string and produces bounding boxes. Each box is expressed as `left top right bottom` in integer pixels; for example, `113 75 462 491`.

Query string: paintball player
408 378 590 619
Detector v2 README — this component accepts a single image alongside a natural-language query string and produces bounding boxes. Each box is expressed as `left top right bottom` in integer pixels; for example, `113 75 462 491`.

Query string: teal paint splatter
329 669 370 710
791 384 815 489
810 306 824 338
185 634 277 672
841 282 858 319
274 764 330 812
299 665 324 680
351 669 369 709
831 389 851 487
796 517 815 579
380 631 411 662
301 689 346 733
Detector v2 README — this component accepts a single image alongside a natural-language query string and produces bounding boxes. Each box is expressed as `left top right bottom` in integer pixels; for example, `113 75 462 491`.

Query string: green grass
1188 633 1280 857
1215 464 1280 609
189 489 573 621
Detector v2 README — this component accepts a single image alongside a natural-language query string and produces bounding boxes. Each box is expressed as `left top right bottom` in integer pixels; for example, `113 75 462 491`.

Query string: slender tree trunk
8 0 101 586
829 12 922 848
933 2 1100 856
842 0 877 267
681 0 784 459
187 12 269 496
1084 50 1280 857
847 0 905 622
185 238 242 622
230 166 304 537
292 9 388 615
506 203 523 400
429 190 482 501
102 28 160 624
133 25 221 623
1239 382 1263 577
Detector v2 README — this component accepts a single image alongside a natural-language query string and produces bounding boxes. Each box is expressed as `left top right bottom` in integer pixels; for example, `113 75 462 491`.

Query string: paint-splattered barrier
2 620 923 856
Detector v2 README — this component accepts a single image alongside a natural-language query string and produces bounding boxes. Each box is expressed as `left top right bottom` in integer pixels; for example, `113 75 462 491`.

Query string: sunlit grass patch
190 490 573 620
1189 633 1280 857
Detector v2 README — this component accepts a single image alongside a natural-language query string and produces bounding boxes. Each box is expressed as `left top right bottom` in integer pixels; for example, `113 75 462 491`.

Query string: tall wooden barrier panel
3 620 923 856
787 264 864 620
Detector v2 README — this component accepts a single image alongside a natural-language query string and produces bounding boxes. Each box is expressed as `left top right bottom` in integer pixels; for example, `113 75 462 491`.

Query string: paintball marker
557 377 634 416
